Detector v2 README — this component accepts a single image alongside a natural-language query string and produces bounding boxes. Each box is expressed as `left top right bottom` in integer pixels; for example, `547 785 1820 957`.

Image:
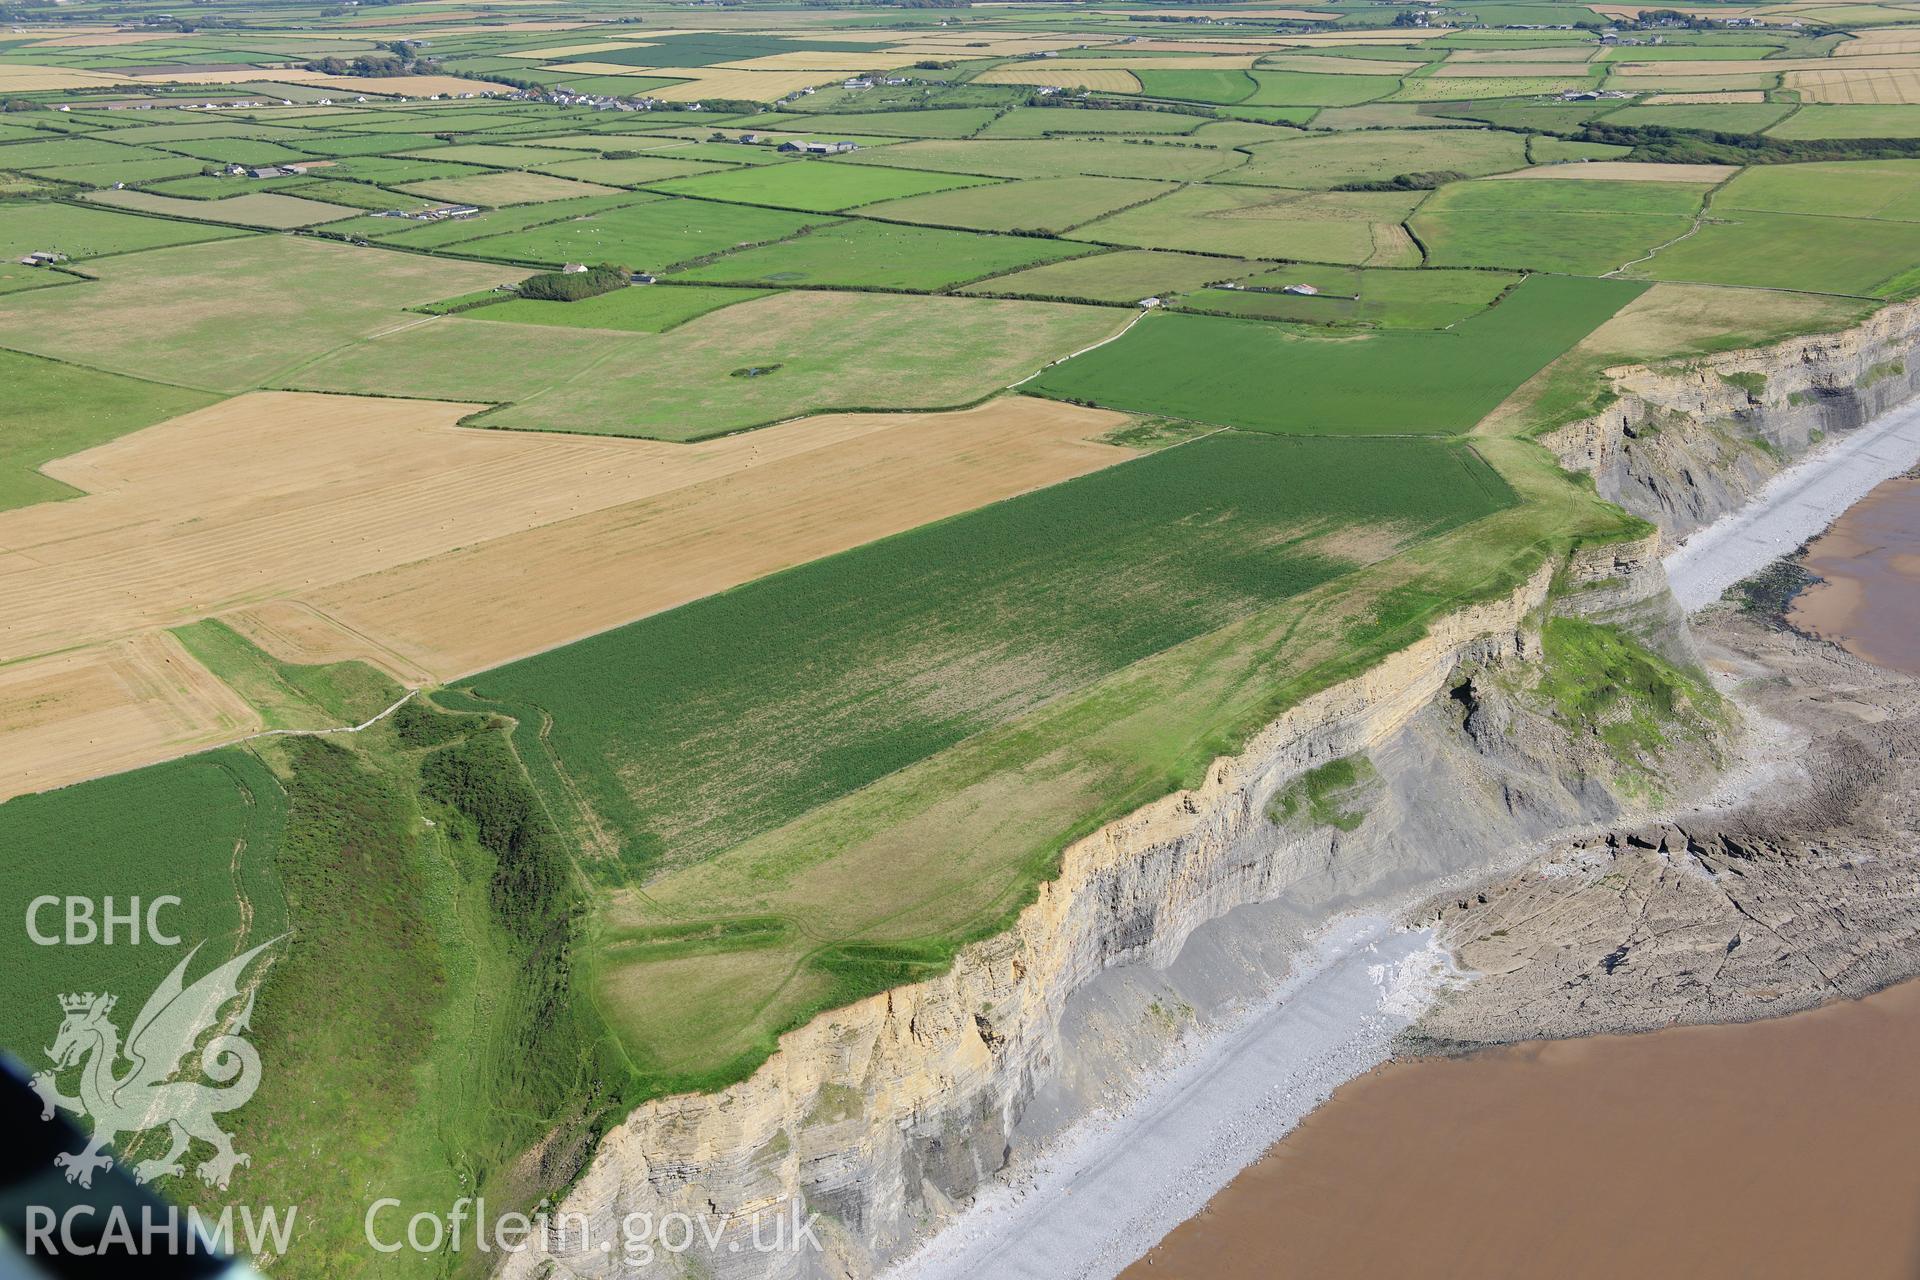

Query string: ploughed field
6 6 1920 1272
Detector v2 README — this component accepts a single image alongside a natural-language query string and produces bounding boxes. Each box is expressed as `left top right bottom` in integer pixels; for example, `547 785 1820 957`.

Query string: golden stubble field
0 633 261 802
0 391 1137 798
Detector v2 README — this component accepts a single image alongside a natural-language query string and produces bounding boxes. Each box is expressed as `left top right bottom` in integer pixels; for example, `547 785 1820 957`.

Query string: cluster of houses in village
61 89 504 113
507 87 693 113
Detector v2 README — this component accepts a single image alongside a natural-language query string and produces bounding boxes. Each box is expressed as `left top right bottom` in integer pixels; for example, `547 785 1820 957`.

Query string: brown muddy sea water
1789 471 1920 676
1122 979 1920 1280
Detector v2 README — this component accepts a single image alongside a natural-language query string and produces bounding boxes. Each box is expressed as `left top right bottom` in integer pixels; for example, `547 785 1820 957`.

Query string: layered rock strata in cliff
504 541 1712 1280
1545 298 1920 540
501 274 1920 1280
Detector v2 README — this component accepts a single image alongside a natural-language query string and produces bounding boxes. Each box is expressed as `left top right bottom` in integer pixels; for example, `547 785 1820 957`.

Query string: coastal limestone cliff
502 534 1721 1280
1545 297 1920 540
1415 610 1920 1050
501 281 1920 1280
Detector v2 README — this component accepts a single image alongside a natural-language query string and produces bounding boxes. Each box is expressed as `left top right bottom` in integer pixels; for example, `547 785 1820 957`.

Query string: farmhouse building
1282 283 1319 296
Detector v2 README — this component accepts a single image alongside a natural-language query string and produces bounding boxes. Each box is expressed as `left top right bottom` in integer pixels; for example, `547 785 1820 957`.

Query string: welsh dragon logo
30 938 282 1191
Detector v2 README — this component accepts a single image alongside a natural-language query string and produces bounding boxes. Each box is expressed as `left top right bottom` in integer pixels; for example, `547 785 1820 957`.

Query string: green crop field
1134 69 1258 104
1076 183 1424 265
1598 102 1795 133
148 138 314 166
458 429 1514 880
646 160 997 212
0 236 520 391
962 248 1257 302
394 170 621 207
1246 70 1403 107
1225 127 1531 189
1189 119 1315 145
83 188 363 228
565 432 1639 1090
1433 99 1621 131
395 142 581 168
1394 75 1594 101
446 425 1571 1092
341 192 647 248
530 153 733 185
293 134 455 159
1531 137 1631 163
735 108 999 138
1714 159 1920 220
550 31 877 67
0 200 250 260
445 194 825 269
1178 265 1521 329
852 175 1177 234
307 154 490 183
1626 208 1920 297
468 291 1125 438
0 261 74 294
638 139 798 165
288 315 637 403
468 283 774 332
0 136 174 170
1031 274 1645 434
0 750 288 1060
1413 176 1714 275
672 219 1093 290
843 137 1246 182
0 348 217 511
1768 104 1920 139
978 107 1209 137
